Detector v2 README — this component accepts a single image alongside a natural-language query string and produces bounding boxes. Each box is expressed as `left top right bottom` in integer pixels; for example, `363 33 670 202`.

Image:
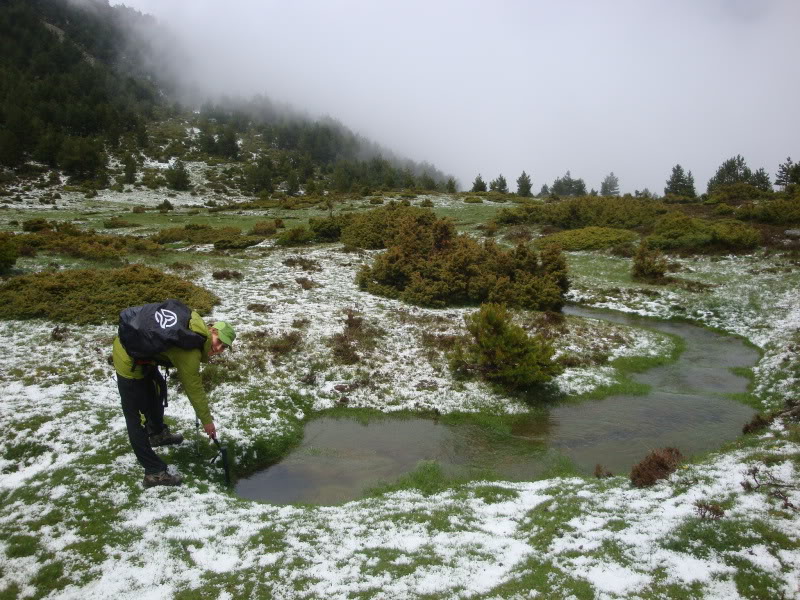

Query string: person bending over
113 301 235 488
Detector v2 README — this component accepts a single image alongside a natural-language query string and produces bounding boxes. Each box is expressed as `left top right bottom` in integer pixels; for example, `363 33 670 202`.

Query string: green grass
477 557 596 599
431 202 507 231
662 518 797 599
2 194 800 599
364 460 465 497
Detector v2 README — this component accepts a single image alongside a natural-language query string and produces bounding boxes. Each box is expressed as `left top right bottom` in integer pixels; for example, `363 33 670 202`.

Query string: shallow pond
235 306 759 505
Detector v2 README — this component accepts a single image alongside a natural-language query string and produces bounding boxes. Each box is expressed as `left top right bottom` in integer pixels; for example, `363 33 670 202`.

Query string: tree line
470 155 800 198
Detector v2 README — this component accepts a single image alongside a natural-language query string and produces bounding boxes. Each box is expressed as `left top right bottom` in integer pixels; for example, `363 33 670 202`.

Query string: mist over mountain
0 0 455 190
109 0 800 195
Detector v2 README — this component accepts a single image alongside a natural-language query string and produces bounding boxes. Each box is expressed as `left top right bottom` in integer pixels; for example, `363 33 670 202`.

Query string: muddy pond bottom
235 307 759 505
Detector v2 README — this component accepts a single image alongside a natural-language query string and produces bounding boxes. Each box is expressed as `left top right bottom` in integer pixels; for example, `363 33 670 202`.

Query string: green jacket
113 311 213 425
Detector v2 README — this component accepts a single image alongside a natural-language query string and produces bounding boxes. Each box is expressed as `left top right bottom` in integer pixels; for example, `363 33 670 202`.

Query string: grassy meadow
0 173 798 600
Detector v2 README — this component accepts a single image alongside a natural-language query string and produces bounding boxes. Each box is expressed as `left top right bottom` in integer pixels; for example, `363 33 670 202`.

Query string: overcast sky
110 0 799 193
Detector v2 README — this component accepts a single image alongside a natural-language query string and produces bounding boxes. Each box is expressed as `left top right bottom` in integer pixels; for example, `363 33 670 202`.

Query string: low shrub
449 303 562 392
283 256 320 271
464 197 483 204
662 193 696 204
267 330 303 357
247 303 272 313
168 262 194 271
213 236 264 250
648 213 760 252
242 329 304 365
339 203 432 249
22 218 53 232
275 226 315 247
594 464 613 478
0 264 218 323
630 447 683 487
16 228 161 261
295 277 319 290
250 221 277 236
327 308 384 364
503 225 533 244
357 210 568 310
707 182 772 205
713 203 736 216
538 226 638 251
694 501 725 520
308 215 351 242
497 196 668 230
631 242 668 282
212 270 243 280
736 194 800 225
153 225 242 245
0 233 19 274
711 220 761 250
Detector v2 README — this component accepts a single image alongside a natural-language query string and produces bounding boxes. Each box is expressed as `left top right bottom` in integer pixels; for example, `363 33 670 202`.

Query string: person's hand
204 422 217 439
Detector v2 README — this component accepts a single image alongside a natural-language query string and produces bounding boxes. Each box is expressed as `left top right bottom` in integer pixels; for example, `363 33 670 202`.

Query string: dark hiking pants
118 371 168 475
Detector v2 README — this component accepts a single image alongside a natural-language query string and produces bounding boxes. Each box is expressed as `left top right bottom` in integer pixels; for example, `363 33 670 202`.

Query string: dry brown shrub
328 308 384 364
630 447 683 488
296 277 320 290
594 464 613 478
694 501 725 519
247 303 273 313
212 269 243 280
268 331 303 356
283 256 320 271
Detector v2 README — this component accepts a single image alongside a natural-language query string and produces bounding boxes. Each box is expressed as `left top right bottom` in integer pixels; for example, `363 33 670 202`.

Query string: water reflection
236 307 759 505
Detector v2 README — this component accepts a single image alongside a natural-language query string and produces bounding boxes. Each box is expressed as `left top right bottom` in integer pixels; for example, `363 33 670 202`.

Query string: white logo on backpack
155 309 178 329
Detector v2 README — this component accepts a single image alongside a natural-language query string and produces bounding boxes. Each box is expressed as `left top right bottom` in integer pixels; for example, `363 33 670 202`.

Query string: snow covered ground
0 195 798 599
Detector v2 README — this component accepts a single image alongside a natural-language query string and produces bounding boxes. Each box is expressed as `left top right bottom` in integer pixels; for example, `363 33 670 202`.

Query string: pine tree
165 159 190 191
198 128 217 155
243 156 273 195
664 164 696 197
516 171 532 197
471 174 487 192
453 303 562 391
750 168 771 192
551 171 587 196
57 136 106 179
418 172 436 191
775 157 795 188
707 155 752 193
122 153 137 184
286 171 300 196
0 130 24 167
216 126 239 160
490 174 509 194
539 184 550 197
446 177 457 193
600 172 620 196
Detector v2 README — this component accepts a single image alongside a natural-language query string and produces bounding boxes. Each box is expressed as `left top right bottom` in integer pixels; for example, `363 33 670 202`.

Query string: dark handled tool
196 417 231 487
210 436 231 487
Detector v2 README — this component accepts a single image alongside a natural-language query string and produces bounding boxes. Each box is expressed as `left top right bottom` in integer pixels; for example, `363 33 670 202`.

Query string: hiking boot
143 471 183 488
149 426 184 447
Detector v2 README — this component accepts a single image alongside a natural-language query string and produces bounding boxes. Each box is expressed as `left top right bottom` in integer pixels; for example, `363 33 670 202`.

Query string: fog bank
112 0 800 193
